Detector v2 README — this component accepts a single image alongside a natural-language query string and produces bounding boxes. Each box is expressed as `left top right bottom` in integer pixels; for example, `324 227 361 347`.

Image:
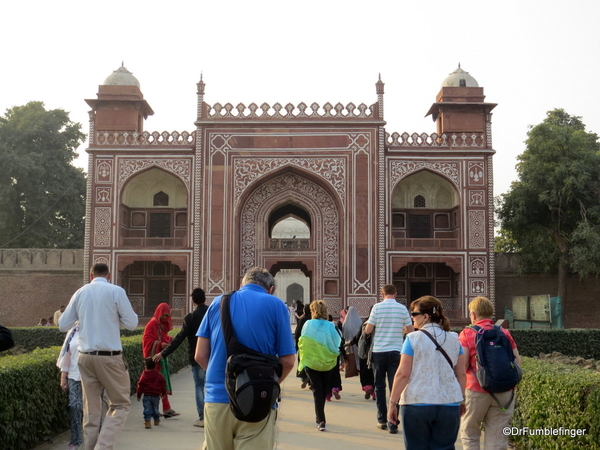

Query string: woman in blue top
388 296 467 450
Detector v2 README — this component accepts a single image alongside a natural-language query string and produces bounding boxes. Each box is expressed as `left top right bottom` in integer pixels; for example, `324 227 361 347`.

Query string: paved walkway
38 363 464 450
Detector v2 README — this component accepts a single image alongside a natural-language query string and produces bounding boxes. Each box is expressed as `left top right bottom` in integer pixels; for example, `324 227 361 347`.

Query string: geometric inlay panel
172 296 186 310
468 210 486 248
96 159 113 183
468 162 485 186
469 190 485 207
469 256 487 276
171 296 186 318
390 160 460 189
118 158 191 190
323 298 342 320
470 279 487 295
347 297 378 318
234 158 346 204
92 254 110 266
96 187 111 203
94 207 111 247
440 298 455 311
130 297 144 316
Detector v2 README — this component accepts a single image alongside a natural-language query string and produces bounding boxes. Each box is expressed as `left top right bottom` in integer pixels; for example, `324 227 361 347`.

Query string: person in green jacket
298 300 341 432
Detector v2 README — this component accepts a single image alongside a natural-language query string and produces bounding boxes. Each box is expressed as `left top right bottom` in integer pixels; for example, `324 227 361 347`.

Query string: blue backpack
470 325 522 409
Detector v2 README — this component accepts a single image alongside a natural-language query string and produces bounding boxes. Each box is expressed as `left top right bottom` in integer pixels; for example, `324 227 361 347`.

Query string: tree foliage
0 102 86 248
496 109 600 308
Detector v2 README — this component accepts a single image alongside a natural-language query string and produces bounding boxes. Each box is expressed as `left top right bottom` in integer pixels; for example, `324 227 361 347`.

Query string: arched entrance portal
272 261 312 306
238 171 341 308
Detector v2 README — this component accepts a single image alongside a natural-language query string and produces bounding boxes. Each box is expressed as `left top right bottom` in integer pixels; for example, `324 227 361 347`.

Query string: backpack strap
420 329 453 369
219 290 238 357
467 324 484 373
219 289 283 379
490 390 515 411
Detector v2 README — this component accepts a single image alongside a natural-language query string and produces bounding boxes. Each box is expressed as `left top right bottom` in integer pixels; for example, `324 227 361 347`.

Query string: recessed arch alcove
391 170 460 245
119 168 189 247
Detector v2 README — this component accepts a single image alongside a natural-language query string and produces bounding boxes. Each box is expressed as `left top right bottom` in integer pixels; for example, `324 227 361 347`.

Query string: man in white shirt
365 284 414 434
59 263 138 450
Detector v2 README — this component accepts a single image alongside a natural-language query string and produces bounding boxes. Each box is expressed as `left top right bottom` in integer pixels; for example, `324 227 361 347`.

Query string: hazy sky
2 0 599 198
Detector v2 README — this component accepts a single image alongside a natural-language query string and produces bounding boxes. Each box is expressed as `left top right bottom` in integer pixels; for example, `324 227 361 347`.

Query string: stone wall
2 249 599 328
0 249 84 327
495 253 600 329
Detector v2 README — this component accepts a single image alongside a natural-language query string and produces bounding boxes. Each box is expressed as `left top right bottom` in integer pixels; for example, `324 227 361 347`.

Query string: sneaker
317 422 326 431
194 419 204 428
389 425 398 434
145 420 152 429
163 409 181 418
376 423 387 430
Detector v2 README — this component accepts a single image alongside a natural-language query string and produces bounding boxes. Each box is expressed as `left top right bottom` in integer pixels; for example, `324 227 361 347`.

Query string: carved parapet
94 131 195 147
0 249 84 271
386 131 486 148
202 101 378 120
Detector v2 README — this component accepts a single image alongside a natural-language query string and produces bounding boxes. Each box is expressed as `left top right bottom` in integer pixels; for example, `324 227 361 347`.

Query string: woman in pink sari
142 303 180 418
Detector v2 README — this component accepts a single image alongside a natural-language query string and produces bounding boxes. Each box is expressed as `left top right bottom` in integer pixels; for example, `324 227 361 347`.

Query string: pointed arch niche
119 167 189 247
391 170 460 248
269 202 311 250
238 172 341 302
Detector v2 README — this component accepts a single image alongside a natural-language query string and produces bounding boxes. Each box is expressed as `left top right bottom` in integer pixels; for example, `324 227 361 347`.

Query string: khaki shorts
202 402 277 450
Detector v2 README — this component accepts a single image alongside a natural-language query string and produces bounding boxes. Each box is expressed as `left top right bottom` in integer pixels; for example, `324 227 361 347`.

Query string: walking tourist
364 284 413 433
388 295 466 449
59 263 138 450
298 300 341 431
195 267 295 450
153 288 208 427
143 302 180 418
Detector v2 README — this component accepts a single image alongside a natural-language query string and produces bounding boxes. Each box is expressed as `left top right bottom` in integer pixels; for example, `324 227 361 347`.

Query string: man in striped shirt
365 284 414 434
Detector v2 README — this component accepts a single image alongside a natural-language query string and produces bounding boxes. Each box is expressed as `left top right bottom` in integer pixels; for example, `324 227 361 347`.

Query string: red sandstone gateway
4 65 501 327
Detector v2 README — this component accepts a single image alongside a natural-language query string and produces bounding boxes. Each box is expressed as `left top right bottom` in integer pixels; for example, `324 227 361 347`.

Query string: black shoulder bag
220 290 283 422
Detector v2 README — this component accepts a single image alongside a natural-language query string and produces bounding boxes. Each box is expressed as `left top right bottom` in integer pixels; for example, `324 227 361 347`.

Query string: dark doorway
148 280 169 316
410 282 431 305
408 214 431 238
287 283 304 306
149 213 171 237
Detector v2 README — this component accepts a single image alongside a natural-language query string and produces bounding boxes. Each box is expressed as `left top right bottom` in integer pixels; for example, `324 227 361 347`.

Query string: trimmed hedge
509 329 600 360
512 357 600 450
7 327 145 352
449 328 600 360
0 329 188 450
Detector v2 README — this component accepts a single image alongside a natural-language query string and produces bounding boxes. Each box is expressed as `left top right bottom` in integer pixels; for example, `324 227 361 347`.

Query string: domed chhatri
103 63 140 88
441 65 479 88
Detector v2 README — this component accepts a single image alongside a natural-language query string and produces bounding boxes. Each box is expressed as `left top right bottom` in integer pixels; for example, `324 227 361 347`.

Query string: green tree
0 101 86 248
497 109 600 315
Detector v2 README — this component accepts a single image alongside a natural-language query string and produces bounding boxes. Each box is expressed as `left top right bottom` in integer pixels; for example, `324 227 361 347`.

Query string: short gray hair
241 267 275 291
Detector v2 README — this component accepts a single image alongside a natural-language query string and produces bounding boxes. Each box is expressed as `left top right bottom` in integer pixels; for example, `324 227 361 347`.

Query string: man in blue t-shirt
195 267 296 450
